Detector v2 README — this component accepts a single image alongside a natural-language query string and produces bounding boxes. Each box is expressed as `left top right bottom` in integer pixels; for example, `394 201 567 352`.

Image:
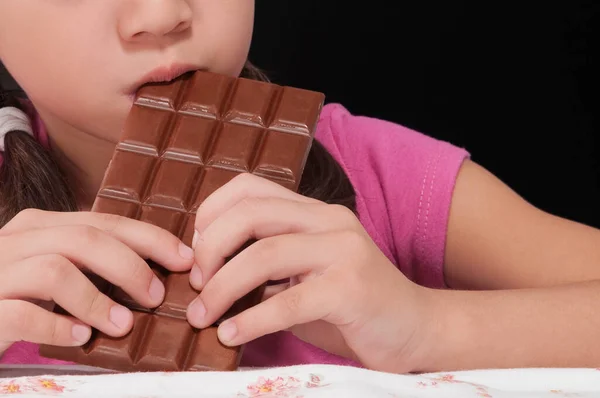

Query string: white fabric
1 364 600 397
0 106 34 151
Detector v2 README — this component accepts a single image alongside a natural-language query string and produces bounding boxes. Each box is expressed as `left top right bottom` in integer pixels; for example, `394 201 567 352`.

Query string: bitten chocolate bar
39 70 325 372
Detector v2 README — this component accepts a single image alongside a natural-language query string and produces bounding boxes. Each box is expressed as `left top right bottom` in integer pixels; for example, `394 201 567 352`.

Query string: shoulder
314 103 470 192
315 103 470 287
315 103 466 163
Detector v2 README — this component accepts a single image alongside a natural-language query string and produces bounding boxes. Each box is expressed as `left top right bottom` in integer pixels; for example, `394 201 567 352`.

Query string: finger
215 279 332 346
0 254 133 336
0 209 194 271
0 300 92 347
194 173 318 239
192 198 352 289
188 233 336 328
0 226 165 308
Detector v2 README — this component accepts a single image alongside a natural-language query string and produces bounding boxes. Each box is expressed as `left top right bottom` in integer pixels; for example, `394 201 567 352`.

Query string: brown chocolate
39 70 324 372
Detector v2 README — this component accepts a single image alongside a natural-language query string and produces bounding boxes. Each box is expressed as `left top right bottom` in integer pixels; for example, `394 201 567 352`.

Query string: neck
35 108 116 211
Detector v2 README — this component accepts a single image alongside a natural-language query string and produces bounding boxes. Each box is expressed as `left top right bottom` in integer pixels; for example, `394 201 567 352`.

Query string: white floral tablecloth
1 364 600 397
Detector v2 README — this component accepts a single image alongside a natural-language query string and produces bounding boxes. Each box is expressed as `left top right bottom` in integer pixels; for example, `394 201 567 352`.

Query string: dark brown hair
0 62 356 227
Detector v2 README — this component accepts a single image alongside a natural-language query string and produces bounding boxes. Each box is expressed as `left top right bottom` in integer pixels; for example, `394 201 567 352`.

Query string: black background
2 1 599 227
250 1 600 228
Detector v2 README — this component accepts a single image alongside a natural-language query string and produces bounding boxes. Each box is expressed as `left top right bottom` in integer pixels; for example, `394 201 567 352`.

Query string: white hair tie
0 106 34 151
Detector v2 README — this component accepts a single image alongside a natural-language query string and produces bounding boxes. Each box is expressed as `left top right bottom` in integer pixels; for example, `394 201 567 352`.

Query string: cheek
11 53 127 142
200 1 255 76
48 95 129 143
1 6 128 141
1 4 76 84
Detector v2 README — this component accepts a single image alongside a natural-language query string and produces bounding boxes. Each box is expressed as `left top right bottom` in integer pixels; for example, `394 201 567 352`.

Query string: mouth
127 64 202 97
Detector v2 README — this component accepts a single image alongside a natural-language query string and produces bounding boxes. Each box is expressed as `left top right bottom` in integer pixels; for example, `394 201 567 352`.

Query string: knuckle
81 287 107 318
280 291 303 314
75 225 104 246
237 198 265 226
134 221 169 261
145 224 165 257
239 196 261 212
47 315 61 345
19 208 43 221
329 204 357 226
9 208 42 227
232 172 256 186
251 238 278 265
96 212 123 234
142 218 174 241
125 259 150 287
154 224 176 244
3 301 33 336
41 254 72 285
234 173 266 198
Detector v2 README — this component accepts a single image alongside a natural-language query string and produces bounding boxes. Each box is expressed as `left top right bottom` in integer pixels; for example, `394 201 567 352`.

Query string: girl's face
0 0 255 142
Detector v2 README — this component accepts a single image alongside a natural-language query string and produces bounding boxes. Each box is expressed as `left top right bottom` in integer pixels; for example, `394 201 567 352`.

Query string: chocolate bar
39 70 324 372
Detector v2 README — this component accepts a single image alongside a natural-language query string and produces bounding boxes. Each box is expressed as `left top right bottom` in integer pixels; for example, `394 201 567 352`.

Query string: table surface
2 364 600 397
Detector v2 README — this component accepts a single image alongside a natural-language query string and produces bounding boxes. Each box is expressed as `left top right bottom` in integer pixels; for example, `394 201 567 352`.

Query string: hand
186 174 433 373
0 209 195 355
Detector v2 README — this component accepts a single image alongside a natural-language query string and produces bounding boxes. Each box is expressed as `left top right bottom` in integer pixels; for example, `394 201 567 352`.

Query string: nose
118 0 193 42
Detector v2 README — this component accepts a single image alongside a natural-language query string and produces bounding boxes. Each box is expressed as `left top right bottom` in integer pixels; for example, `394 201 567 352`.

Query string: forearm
414 281 600 372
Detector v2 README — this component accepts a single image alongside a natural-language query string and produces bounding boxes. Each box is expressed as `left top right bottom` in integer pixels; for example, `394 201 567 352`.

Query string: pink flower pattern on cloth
0 365 599 397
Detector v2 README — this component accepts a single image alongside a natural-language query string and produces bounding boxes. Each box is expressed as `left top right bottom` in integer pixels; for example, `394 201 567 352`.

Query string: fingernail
179 242 194 259
149 276 165 302
71 324 91 344
218 321 237 343
192 230 200 249
109 305 132 330
188 297 206 321
190 265 203 287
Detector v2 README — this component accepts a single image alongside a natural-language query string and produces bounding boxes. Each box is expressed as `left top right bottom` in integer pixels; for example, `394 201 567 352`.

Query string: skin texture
0 0 254 208
2 0 600 373
445 160 600 290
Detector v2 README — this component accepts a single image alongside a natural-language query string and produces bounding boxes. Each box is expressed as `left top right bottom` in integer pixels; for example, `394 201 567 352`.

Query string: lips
128 64 201 95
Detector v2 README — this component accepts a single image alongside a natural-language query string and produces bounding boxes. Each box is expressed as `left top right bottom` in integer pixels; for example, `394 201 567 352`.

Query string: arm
416 160 600 371
444 159 600 289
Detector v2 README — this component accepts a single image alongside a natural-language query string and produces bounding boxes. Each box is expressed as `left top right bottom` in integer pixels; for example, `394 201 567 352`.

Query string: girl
1 1 600 374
